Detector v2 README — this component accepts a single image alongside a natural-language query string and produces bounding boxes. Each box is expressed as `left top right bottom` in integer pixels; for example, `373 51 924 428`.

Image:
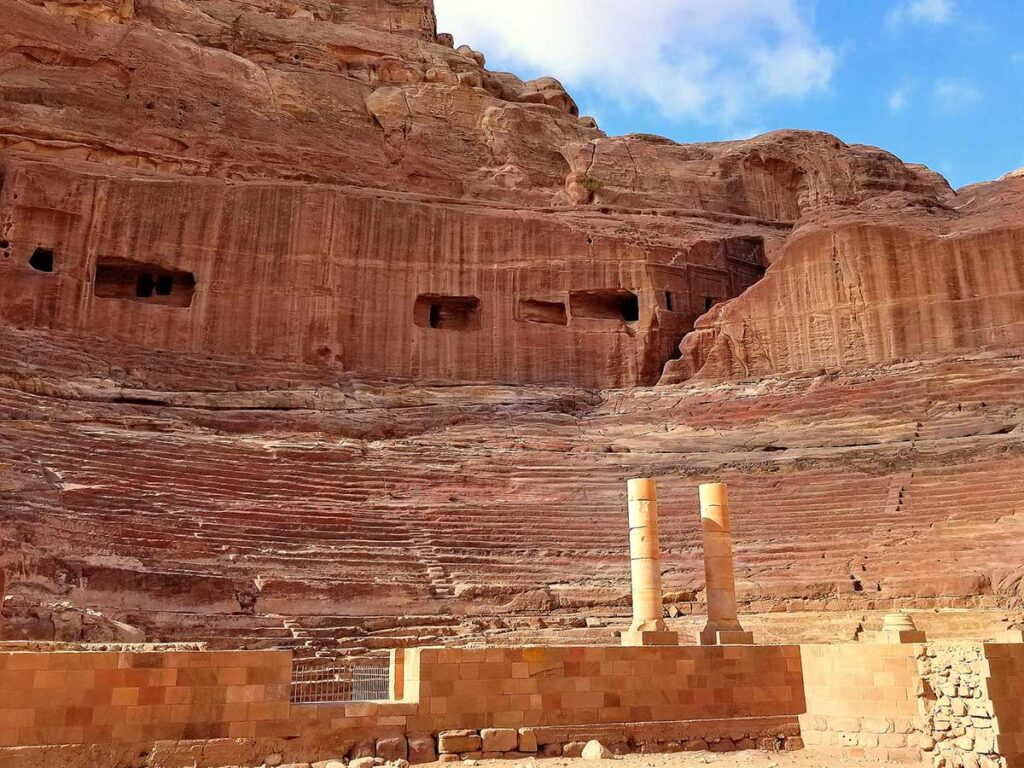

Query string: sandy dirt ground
432 753 906 768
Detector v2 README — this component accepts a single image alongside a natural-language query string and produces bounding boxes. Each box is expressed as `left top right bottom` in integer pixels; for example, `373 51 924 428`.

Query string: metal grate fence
290 657 391 704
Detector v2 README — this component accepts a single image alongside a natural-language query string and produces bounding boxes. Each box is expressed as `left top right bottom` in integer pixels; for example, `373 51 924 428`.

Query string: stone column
621 478 678 646
698 483 753 645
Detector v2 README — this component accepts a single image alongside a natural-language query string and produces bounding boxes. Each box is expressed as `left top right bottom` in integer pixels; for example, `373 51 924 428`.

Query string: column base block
699 629 754 646
876 630 927 644
620 630 679 647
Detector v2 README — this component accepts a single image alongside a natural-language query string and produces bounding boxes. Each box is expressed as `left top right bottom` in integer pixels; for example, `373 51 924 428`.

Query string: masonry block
438 730 481 754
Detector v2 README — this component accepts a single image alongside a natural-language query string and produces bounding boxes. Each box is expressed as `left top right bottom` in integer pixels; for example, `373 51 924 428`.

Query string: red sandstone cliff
1 0 1022 649
0 0 979 389
663 176 1024 383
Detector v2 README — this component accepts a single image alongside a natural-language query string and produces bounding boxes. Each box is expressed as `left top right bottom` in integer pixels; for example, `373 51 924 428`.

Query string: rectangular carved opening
94 259 196 307
517 299 568 325
413 294 481 331
569 289 639 322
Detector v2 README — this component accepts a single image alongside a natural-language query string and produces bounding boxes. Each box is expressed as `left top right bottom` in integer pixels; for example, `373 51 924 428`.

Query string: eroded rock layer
665 179 1024 382
1 325 1022 652
0 0 1022 649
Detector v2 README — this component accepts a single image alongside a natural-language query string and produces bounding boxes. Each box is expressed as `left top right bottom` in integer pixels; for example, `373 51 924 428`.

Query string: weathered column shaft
622 478 677 646
628 477 664 630
699 482 753 645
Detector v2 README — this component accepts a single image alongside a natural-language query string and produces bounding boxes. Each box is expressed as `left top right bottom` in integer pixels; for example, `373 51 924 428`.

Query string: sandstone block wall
983 644 1024 768
404 645 806 732
0 643 805 762
0 649 292 747
5 642 1024 766
799 643 922 763
802 642 1024 768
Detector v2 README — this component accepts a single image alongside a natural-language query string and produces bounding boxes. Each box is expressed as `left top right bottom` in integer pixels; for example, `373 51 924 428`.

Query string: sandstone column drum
621 477 678 646
698 483 754 645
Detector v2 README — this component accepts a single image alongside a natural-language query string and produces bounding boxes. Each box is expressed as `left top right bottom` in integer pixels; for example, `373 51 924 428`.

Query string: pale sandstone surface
0 0 1023 650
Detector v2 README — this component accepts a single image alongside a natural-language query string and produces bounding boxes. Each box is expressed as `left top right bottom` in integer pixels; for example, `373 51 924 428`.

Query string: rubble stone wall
919 642 999 767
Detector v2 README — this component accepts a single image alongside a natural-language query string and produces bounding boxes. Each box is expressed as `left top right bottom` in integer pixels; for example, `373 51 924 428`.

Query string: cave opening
569 289 640 322
517 299 568 325
414 295 482 331
155 274 174 296
95 259 196 307
29 247 54 273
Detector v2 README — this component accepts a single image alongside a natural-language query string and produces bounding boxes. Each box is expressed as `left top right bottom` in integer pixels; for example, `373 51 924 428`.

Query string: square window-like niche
413 295 482 331
517 299 568 325
94 258 196 307
569 289 640 322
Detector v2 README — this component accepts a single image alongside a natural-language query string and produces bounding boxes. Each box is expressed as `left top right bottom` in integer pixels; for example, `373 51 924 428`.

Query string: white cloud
933 79 982 111
886 0 956 27
888 87 909 113
434 0 835 128
723 125 771 142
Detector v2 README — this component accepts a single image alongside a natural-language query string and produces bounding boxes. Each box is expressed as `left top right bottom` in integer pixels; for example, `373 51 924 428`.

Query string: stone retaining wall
799 643 923 763
801 641 1024 768
0 648 292 748
2 640 1023 768
0 643 804 766
404 645 806 731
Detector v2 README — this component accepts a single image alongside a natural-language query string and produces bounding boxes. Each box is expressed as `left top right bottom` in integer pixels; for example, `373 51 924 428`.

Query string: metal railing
290 657 391 704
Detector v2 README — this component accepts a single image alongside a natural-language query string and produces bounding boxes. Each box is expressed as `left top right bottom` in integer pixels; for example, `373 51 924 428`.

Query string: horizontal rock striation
0 325 1022 651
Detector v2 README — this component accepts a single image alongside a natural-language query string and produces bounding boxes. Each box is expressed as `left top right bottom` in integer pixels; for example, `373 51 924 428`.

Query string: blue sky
435 0 1023 189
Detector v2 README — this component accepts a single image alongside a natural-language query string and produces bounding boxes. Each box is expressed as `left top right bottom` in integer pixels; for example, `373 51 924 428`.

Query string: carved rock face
1 0 987 390
1 0 1023 650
